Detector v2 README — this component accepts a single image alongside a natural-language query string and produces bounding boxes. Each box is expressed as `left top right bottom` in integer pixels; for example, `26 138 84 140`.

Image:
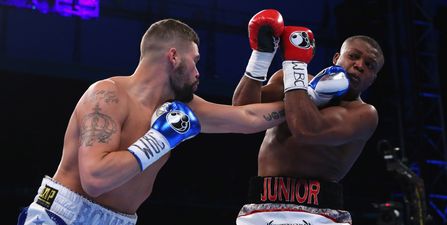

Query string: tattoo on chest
80 104 117 147
263 109 285 121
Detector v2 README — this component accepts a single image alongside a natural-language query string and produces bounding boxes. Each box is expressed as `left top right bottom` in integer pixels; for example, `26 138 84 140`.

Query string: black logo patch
36 185 58 209
289 31 312 49
166 111 190 133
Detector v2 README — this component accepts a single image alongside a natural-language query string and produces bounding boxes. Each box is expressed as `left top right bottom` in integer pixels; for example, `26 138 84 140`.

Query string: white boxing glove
307 65 349 107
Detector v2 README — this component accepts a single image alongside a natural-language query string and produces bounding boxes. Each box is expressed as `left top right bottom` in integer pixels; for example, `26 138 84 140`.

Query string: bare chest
119 105 154 149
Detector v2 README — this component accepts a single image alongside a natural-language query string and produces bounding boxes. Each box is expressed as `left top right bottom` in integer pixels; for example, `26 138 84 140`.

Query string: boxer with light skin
17 18 286 225
233 9 384 224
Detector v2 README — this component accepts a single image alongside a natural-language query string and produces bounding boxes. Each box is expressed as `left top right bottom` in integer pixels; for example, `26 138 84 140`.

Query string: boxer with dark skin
233 9 384 224
236 35 384 182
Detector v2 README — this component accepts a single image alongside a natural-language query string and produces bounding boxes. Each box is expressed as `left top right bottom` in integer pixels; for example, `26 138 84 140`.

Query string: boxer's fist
245 9 284 82
282 26 315 92
307 65 349 107
128 101 201 171
281 26 315 64
150 101 201 148
248 9 284 52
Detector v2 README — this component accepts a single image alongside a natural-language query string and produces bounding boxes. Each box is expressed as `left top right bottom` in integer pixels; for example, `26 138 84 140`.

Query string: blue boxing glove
307 65 349 107
128 101 201 171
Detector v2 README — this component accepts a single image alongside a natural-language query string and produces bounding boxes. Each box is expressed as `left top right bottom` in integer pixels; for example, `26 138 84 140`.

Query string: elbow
231 97 237 106
231 93 240 106
232 97 243 106
80 174 107 198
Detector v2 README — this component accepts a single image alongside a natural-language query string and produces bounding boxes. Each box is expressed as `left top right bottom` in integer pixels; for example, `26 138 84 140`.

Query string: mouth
193 80 199 90
348 73 360 85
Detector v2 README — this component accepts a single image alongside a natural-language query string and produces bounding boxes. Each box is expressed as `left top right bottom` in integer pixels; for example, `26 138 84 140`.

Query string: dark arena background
1 0 447 224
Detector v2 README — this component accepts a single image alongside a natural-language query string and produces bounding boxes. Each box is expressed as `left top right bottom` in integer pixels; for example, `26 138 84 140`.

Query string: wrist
127 129 171 171
244 50 275 82
282 60 308 92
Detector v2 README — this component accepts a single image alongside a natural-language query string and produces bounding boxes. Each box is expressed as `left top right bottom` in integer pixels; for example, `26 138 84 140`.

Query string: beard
170 61 196 102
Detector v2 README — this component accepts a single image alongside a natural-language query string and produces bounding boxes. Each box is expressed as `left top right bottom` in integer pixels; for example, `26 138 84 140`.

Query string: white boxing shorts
17 176 137 225
236 176 352 225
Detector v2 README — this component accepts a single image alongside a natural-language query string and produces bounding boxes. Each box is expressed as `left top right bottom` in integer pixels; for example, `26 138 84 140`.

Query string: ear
167 48 178 67
371 74 378 85
332 52 340 65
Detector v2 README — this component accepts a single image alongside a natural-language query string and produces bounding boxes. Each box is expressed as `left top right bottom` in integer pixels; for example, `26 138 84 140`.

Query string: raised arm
188 95 284 134
233 9 284 106
286 90 378 145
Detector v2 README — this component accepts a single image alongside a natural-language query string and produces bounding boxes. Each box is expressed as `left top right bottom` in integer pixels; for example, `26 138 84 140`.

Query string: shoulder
87 78 121 94
82 79 127 104
348 101 378 118
76 78 129 117
323 100 378 135
346 101 378 138
187 94 205 107
338 100 378 119
187 94 237 118
187 94 216 113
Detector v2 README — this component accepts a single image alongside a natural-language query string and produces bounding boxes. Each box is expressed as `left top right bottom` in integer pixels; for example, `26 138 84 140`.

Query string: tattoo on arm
80 90 119 146
263 109 285 121
90 90 119 104
81 104 118 146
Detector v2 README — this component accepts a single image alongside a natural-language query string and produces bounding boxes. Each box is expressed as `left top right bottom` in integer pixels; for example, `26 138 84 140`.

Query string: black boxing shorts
236 176 352 225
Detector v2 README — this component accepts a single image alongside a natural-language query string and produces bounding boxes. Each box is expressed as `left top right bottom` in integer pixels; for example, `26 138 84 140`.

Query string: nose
195 67 200 79
353 59 364 73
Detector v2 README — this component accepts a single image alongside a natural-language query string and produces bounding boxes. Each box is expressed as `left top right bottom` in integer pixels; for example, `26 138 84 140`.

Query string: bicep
76 84 126 169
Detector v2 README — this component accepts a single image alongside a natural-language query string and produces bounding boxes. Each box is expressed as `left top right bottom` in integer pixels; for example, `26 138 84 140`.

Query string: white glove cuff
128 129 171 171
283 61 308 92
244 50 275 82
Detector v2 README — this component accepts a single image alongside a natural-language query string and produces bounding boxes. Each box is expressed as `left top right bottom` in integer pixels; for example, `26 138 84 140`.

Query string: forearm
232 76 263 105
284 91 325 138
199 101 284 134
240 101 285 133
80 150 140 197
280 26 323 140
